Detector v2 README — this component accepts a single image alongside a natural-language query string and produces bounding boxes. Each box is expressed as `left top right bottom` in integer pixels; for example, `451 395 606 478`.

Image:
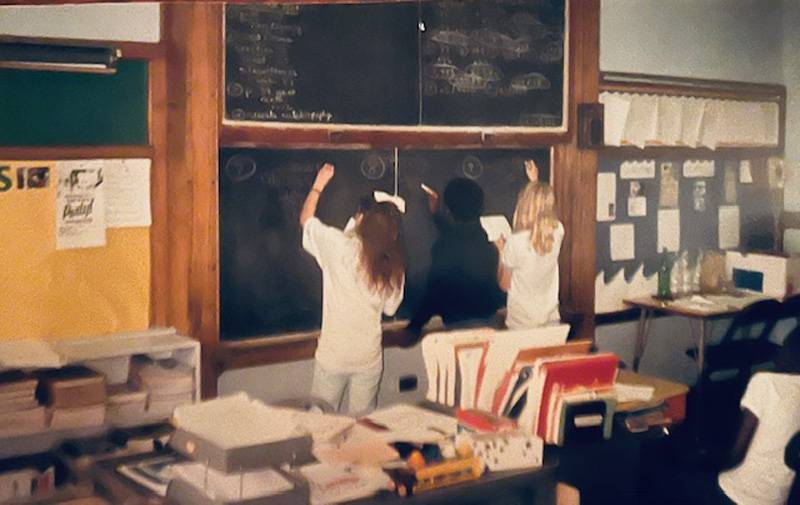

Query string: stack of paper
37 366 107 430
131 357 194 417
171 463 294 502
0 371 45 436
300 462 392 505
106 384 148 424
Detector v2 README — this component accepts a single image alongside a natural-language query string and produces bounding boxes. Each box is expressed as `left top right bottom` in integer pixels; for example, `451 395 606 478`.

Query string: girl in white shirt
496 181 564 329
299 163 405 415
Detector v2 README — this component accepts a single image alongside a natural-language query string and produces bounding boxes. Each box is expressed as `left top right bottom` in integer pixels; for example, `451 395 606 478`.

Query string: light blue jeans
311 361 382 416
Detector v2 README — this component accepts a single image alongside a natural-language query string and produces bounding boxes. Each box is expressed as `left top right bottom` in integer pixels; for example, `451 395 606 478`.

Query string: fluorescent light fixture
0 41 121 74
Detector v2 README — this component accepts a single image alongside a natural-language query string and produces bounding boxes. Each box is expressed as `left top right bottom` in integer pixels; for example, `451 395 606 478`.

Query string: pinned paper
620 159 656 179
718 205 740 250
657 209 680 253
739 160 753 184
680 97 705 147
480 215 512 242
104 159 152 228
767 157 785 189
610 223 635 261
655 95 682 145
659 162 679 208
724 162 738 204
683 159 715 178
373 191 406 213
600 92 632 147
692 181 706 212
627 181 646 217
623 94 658 148
597 173 617 222
56 160 107 250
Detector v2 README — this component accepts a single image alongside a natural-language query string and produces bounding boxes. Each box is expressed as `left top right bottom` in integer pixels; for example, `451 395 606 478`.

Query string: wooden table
623 293 770 373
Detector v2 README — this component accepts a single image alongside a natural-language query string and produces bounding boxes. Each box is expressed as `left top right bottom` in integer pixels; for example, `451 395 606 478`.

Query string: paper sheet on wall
480 215 512 242
628 196 647 217
682 159 715 178
609 223 635 261
620 159 655 179
680 97 705 147
657 209 680 253
104 158 152 228
596 173 617 222
600 92 631 146
699 99 722 150
724 162 738 204
623 94 658 148
56 160 107 250
659 162 679 208
762 102 780 146
718 206 740 250
785 161 800 213
739 160 753 184
655 95 682 145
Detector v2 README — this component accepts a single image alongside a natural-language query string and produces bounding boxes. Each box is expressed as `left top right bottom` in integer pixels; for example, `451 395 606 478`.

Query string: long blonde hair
512 182 560 255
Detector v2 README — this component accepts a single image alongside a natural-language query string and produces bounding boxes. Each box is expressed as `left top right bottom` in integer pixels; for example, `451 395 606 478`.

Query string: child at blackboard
495 181 563 329
299 163 405 415
406 177 504 335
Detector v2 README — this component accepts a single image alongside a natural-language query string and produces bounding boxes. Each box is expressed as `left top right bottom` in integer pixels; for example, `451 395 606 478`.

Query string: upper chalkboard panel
224 0 566 129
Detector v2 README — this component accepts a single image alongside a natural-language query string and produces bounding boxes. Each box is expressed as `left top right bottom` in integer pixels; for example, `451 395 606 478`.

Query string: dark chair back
786 431 800 505
781 293 800 326
719 298 783 345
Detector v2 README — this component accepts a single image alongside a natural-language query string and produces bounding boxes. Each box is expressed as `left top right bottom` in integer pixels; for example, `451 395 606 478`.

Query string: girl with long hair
299 163 405 414
496 178 564 329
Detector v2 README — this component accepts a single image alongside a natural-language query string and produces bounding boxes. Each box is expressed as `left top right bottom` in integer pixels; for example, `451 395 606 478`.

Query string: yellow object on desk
413 456 484 493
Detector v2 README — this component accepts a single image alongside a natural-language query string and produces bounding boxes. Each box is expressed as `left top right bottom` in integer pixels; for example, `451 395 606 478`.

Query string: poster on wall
56 160 106 250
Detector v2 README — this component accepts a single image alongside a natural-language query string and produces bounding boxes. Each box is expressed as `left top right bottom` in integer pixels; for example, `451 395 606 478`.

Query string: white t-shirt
719 372 800 505
302 217 404 373
502 223 563 330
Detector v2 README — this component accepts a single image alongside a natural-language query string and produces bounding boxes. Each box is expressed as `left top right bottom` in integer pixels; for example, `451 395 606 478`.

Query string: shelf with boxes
0 328 200 459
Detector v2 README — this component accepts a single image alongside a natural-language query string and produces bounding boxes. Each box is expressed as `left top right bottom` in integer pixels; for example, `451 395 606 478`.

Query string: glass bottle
657 248 672 299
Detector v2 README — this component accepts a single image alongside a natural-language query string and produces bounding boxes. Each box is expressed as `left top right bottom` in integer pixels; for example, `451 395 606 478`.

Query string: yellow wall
0 161 150 341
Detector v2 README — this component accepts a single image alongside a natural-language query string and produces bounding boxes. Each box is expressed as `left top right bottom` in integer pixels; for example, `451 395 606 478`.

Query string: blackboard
0 60 148 146
596 155 776 285
224 0 566 128
220 147 549 340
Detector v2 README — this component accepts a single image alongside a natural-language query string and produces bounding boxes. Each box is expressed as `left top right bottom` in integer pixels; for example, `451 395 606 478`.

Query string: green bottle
657 248 672 300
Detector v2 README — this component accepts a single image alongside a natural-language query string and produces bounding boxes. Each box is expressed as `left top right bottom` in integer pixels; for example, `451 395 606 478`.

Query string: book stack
106 384 147 426
131 358 194 418
0 370 45 436
36 366 107 430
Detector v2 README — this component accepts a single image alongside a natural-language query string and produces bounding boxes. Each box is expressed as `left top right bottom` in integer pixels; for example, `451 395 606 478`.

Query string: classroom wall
0 3 160 43
783 0 800 252
600 0 783 83
597 0 795 383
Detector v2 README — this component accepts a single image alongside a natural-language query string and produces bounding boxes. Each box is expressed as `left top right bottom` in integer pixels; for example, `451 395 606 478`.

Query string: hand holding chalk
525 160 539 182
421 183 439 214
313 163 335 191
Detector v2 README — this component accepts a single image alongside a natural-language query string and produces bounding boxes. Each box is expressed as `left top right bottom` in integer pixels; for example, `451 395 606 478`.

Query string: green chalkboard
0 60 148 146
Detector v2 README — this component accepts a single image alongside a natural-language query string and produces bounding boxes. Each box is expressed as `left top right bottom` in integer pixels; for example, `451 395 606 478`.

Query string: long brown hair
513 182 561 255
355 202 405 297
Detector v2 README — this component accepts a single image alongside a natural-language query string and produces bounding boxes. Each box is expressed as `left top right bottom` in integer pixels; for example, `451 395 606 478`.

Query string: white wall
601 0 783 83
0 3 160 43
783 0 800 251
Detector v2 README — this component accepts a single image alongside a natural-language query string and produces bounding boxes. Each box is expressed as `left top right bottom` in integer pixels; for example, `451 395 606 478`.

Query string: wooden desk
623 293 770 373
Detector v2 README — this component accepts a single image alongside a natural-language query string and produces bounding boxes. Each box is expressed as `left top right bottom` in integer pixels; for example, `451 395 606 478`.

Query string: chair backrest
781 293 800 322
786 431 800 505
721 298 783 344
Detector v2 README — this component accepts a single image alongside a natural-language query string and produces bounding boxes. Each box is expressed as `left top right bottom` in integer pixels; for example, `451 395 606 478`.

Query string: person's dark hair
357 195 375 215
356 202 405 297
776 326 800 374
443 177 484 223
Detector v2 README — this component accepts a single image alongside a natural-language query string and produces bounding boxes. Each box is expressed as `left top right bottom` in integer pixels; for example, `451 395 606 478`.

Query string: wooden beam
0 145 153 160
164 2 222 399
149 49 168 327
552 0 599 342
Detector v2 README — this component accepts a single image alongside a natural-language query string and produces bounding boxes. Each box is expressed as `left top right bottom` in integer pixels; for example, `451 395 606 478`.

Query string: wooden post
553 0 600 341
164 3 222 398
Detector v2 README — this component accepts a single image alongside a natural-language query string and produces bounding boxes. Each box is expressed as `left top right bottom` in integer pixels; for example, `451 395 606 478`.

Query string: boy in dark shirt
406 178 504 336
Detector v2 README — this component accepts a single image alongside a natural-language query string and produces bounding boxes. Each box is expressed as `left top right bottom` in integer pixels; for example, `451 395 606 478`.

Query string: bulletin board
0 161 150 341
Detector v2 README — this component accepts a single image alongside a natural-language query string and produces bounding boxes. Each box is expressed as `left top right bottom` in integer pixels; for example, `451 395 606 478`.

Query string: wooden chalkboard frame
220 0 571 148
